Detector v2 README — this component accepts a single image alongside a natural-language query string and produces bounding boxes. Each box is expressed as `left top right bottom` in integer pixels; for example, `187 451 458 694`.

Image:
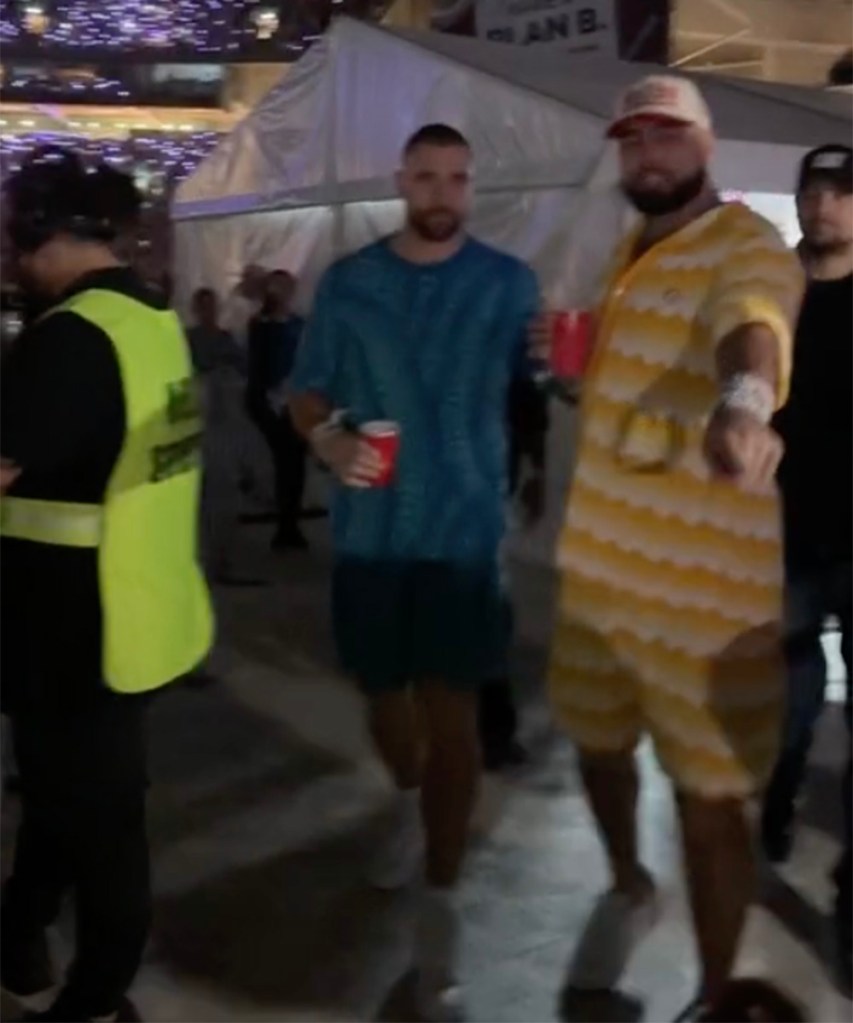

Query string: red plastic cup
360 421 401 487
549 310 593 378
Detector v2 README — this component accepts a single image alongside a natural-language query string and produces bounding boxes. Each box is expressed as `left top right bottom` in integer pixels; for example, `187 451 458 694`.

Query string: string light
4 70 131 101
0 130 222 187
0 2 307 54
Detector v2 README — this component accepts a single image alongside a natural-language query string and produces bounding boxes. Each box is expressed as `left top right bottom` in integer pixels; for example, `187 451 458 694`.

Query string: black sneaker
682 979 806 1022
0 929 54 1001
22 995 141 1022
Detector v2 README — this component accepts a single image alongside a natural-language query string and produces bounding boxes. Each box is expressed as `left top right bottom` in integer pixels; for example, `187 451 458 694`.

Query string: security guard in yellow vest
0 151 213 1023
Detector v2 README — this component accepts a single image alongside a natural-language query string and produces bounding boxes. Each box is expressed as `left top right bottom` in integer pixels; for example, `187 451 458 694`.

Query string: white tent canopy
176 18 851 217
173 17 851 313
173 20 850 566
174 18 850 280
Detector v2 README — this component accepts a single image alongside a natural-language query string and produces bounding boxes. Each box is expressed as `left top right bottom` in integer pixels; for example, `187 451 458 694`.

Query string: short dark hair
5 148 141 254
403 123 470 157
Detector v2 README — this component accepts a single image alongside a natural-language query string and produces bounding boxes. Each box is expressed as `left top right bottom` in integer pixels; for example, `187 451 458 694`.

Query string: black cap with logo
797 144 853 194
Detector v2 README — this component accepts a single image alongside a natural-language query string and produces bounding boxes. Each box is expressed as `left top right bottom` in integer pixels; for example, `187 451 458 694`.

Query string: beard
800 227 852 259
802 238 851 258
408 207 463 243
623 168 707 216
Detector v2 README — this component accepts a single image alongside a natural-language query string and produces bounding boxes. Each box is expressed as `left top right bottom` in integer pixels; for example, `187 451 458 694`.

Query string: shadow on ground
152 821 413 1014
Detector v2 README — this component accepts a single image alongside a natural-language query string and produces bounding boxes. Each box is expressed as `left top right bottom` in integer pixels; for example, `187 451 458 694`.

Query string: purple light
4 69 132 100
0 1 260 55
0 130 221 188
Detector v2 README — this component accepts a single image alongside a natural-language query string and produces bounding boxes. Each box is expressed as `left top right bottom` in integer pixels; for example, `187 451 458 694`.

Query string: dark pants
2 695 150 1016
249 402 307 535
277 410 308 534
478 679 519 757
763 562 852 871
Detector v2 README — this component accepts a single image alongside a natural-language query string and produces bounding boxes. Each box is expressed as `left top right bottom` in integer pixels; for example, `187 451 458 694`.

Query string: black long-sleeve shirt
775 272 853 572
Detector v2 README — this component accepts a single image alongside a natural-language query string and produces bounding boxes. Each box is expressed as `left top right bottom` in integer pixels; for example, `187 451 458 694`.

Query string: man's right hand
312 429 384 488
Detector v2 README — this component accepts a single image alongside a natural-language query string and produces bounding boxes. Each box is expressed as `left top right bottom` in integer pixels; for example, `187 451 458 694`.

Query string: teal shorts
332 558 510 694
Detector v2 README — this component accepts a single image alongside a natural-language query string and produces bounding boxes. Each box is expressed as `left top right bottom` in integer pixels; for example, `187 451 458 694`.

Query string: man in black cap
762 144 852 967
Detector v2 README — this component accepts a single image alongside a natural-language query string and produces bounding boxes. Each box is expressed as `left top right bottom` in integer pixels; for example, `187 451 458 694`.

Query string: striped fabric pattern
550 203 804 797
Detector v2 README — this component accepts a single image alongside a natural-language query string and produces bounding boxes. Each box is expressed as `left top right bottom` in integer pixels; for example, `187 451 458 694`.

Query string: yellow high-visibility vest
1 288 214 693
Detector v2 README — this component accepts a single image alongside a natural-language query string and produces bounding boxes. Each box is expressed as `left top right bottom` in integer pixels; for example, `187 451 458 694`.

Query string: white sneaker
368 788 424 890
568 882 660 991
414 888 465 1022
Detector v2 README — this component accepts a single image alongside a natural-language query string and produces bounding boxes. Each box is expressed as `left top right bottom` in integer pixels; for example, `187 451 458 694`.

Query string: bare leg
368 691 424 791
417 683 481 888
678 793 753 1005
566 748 657 992
579 749 652 895
365 692 426 892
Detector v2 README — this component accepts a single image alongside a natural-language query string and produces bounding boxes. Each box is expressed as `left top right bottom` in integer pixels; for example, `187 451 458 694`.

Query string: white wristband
718 373 775 425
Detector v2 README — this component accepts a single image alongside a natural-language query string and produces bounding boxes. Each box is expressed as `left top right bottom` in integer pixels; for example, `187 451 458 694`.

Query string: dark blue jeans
763 562 851 863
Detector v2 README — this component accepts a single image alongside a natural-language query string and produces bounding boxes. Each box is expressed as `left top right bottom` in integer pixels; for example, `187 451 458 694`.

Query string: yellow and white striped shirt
550 202 804 797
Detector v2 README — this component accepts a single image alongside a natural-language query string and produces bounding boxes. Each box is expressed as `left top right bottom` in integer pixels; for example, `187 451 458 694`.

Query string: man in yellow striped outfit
549 76 803 1018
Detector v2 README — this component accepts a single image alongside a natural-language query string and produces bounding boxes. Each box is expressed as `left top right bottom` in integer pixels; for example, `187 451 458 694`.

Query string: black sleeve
507 375 549 472
1 311 124 496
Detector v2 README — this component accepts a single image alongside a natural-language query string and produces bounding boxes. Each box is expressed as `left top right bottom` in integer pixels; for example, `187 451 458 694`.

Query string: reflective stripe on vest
1 288 214 694
1 497 101 548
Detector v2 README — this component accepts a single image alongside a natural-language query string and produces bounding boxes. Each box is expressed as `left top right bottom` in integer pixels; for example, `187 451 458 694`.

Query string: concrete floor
2 517 851 1023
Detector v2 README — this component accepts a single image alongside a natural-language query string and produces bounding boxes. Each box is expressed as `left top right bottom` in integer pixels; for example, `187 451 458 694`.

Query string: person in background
225 263 268 348
246 270 309 550
478 375 548 771
761 144 852 971
218 263 277 515
188 286 244 377
188 287 264 586
547 77 802 1020
289 123 540 1022
0 151 212 1023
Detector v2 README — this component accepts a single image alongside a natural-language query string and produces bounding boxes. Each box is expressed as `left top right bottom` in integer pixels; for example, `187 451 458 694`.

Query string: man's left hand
703 406 782 491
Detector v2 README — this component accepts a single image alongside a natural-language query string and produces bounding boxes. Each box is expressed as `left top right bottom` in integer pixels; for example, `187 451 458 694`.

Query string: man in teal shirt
290 124 539 1022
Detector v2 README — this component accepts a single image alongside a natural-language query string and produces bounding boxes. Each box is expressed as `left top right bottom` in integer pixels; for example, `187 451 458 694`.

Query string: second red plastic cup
549 310 593 378
360 421 401 487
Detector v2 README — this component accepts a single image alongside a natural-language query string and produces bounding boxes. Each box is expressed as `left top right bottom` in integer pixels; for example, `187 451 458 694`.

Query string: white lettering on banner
475 0 616 55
